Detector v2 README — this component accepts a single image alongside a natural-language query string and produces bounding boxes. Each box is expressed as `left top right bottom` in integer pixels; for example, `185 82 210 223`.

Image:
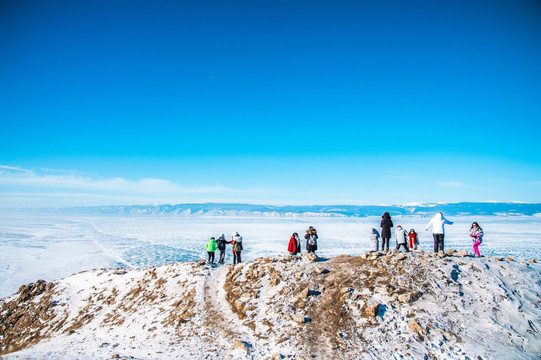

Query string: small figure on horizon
470 222 484 257
408 229 419 250
206 237 218 263
395 225 409 252
231 232 243 265
425 211 453 253
216 233 227 264
305 226 318 254
370 228 380 252
288 232 301 255
380 212 393 252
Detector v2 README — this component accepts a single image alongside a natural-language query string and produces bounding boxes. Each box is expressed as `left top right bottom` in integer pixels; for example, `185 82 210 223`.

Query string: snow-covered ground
2 252 541 359
1 213 540 298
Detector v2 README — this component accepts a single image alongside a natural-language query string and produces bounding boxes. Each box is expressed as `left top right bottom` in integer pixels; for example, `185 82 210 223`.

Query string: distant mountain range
57 202 541 217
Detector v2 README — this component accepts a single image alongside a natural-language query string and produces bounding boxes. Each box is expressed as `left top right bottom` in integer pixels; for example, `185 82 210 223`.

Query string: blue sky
1 0 540 207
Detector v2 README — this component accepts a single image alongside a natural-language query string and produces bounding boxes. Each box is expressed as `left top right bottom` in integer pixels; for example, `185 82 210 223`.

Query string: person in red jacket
408 229 419 250
288 233 301 255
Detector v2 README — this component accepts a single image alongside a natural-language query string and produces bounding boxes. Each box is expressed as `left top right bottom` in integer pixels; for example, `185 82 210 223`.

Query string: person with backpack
469 222 484 257
288 232 301 255
304 226 318 254
380 212 393 252
408 229 419 250
216 234 227 264
425 211 453 252
395 225 409 252
369 228 380 252
231 232 243 265
205 237 218 263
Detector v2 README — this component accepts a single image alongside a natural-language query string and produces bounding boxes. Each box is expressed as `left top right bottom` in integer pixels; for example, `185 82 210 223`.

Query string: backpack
233 241 243 252
308 234 317 246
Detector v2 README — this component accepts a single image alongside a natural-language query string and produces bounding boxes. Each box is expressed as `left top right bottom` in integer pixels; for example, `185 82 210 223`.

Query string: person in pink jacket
469 222 484 257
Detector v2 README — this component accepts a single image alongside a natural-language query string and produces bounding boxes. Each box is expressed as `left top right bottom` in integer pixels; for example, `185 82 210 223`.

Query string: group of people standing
372 213 420 253
372 211 484 257
205 232 244 265
287 226 319 255
204 212 485 264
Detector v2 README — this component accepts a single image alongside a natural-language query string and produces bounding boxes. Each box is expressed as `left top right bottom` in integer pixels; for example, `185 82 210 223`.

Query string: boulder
363 303 380 318
446 249 456 256
408 320 427 335
232 339 249 352
455 251 469 257
302 253 318 262
340 287 353 295
398 291 423 304
293 315 307 324
313 268 330 275
396 253 406 261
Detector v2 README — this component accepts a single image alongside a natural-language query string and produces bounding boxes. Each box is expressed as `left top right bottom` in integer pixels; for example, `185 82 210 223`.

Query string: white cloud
0 165 275 207
0 165 233 196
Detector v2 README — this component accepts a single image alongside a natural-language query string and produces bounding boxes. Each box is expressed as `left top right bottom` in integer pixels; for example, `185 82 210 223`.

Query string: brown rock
232 339 249 352
408 320 427 335
398 291 423 303
269 274 281 286
363 303 380 318
340 287 353 295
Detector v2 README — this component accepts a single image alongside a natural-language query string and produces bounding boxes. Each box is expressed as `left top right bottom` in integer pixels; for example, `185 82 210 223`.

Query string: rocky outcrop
1 252 540 359
0 280 56 354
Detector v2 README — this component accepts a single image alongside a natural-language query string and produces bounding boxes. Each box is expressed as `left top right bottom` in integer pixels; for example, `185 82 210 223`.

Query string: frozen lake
1 213 540 298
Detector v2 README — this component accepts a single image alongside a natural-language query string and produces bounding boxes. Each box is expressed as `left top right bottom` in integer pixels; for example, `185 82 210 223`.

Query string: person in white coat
425 212 453 252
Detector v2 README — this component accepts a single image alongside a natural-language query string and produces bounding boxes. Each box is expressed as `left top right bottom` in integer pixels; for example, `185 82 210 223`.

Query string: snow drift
1 251 540 359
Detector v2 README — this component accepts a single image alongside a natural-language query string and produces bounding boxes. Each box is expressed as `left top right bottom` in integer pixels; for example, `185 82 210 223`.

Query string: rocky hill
1 251 540 359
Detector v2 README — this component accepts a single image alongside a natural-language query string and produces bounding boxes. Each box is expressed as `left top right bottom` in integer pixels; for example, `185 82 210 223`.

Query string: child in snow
288 233 301 255
408 229 419 250
231 232 243 265
370 228 380 252
304 226 318 254
206 237 218 263
469 222 484 257
216 234 227 264
395 225 409 252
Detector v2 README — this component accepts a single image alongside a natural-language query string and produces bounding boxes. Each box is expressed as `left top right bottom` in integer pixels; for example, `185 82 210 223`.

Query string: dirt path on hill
202 264 244 350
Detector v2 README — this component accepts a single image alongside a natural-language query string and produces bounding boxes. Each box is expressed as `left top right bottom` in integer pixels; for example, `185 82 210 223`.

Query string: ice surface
1 213 540 298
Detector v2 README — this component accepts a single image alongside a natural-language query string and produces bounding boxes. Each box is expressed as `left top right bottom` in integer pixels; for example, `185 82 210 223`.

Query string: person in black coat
216 234 227 264
380 212 393 252
304 226 318 253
